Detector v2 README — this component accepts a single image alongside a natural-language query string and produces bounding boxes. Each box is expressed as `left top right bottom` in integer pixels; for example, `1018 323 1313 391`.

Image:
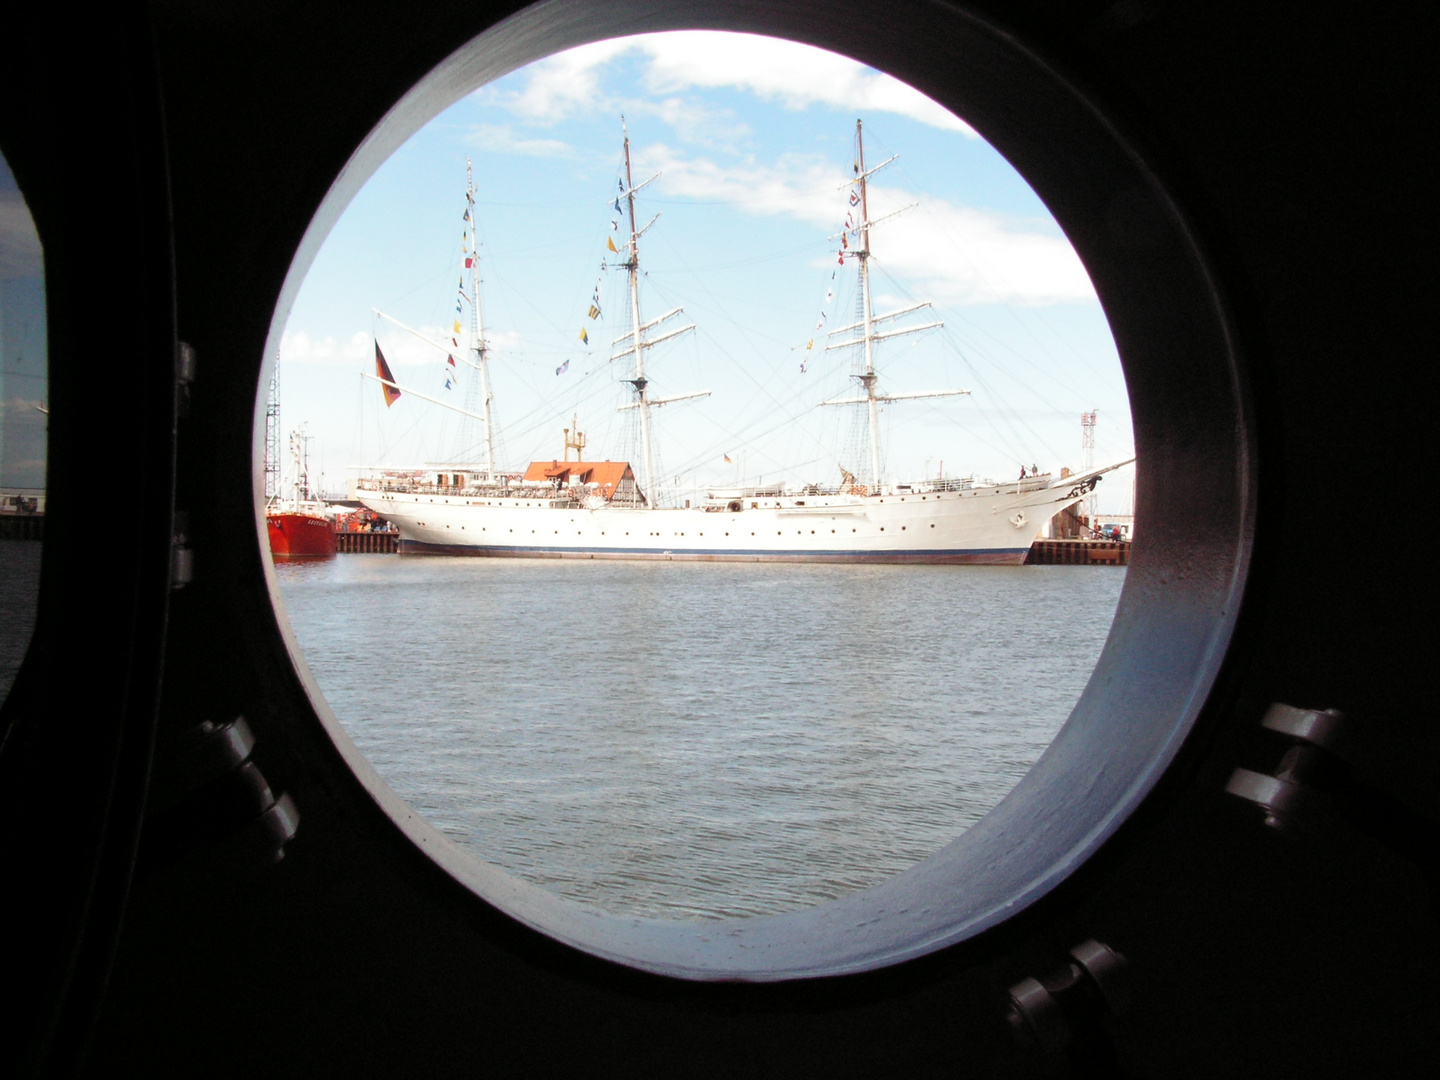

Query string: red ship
265 421 336 560
266 507 336 559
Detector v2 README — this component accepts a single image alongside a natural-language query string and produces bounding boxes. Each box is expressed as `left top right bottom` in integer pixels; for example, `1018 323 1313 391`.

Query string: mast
856 120 882 487
622 120 653 503
822 119 967 491
264 365 281 503
465 159 497 480
612 117 708 507
289 424 309 505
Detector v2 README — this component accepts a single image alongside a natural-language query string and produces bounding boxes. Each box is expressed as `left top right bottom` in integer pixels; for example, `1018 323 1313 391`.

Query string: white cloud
635 32 975 136
481 32 974 137
280 330 371 366
466 124 573 157
646 144 839 223
646 147 1094 305
281 327 527 370
641 97 749 149
865 188 1095 305
493 38 633 124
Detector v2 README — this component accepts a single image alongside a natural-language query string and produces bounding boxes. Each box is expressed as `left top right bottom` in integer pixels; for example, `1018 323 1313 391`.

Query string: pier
336 531 397 554
1025 538 1129 565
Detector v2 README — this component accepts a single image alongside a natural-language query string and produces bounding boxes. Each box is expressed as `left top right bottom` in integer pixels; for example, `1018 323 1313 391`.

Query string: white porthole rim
258 0 1255 981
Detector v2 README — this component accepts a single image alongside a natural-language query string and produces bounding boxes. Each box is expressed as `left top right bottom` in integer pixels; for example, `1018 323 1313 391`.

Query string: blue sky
279 32 1134 509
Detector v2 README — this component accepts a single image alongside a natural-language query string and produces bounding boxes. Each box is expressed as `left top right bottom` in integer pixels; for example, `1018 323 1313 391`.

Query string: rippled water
276 556 1124 919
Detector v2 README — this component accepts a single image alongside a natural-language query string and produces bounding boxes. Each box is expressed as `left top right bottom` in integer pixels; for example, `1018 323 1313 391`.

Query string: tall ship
357 121 1127 564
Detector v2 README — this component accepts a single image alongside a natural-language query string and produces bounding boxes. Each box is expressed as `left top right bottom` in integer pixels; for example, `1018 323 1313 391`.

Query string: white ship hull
358 472 1105 564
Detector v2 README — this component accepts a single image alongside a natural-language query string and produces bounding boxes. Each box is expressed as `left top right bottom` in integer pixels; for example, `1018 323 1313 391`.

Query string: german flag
374 340 401 407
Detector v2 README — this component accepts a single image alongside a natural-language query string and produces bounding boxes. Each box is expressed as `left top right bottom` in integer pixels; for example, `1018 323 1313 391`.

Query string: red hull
267 511 336 559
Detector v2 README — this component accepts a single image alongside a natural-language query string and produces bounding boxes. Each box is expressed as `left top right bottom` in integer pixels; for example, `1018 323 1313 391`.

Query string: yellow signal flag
579 327 589 344
606 236 618 253
587 304 600 320
806 339 814 350
453 320 462 334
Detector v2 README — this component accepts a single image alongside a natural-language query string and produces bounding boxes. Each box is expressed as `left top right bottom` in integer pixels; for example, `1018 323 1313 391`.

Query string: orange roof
522 460 634 498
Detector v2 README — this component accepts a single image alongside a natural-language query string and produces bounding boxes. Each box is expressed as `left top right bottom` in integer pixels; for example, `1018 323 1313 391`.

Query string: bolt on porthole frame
257 0 1253 981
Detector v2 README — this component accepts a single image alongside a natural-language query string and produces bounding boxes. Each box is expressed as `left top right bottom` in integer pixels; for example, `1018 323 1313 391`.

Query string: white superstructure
358 469 1112 564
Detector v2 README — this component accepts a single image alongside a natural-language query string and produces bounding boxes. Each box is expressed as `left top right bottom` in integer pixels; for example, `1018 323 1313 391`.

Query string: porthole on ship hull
0 148 47 706
258 0 1251 980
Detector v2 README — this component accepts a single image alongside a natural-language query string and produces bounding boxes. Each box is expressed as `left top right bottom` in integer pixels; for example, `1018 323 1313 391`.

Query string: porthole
0 149 47 705
259 0 1249 983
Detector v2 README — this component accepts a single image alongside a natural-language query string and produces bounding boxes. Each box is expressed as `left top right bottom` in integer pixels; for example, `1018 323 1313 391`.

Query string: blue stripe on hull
396 540 1030 565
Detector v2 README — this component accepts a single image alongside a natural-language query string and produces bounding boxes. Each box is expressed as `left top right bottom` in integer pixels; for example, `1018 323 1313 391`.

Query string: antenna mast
289 424 313 504
563 413 586 462
1081 410 1098 521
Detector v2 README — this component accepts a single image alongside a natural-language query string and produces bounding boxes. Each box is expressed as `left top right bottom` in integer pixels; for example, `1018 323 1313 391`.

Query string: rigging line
646 272 835 332
914 200 1124 391
685 340 836 463
481 377 613 457
917 398 1027 469
910 203 1124 397
654 391 807 476
473 194 606 209
939 331 1078 458
940 342 1040 455
648 236 835 275
910 327 1031 462
943 344 1058 463
635 271 839 463
472 199 610 373
503 397 613 457
368 384 436 464
496 357 622 438
388 209 477 327
997 290 1126 396
644 360 828 477
940 299 1099 407
673 395 841 476
869 259 1094 404
864 260 1081 457
378 259 457 315
645 230 826 351
501 365 612 432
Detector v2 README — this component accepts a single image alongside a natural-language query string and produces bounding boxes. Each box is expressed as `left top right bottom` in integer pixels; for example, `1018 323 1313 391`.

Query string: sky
278 32 1135 511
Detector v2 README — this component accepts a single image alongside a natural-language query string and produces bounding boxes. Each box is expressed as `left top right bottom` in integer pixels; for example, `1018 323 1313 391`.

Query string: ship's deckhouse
522 460 640 503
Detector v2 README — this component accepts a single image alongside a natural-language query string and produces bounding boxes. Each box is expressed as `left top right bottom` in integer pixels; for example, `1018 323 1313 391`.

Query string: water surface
277 556 1124 918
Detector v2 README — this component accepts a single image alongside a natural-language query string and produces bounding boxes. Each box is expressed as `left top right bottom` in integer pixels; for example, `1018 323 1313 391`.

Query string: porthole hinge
176 339 196 418
140 715 300 875
1225 704 1433 867
1225 703 1349 832
1006 938 1130 1065
171 509 193 589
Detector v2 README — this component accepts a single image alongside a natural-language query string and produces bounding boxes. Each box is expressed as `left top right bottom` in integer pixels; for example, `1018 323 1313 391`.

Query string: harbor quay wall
1025 539 1130 565
0 514 44 541
335 531 397 554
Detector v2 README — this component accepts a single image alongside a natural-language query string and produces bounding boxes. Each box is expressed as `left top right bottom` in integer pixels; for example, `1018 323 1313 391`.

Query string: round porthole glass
259 1 1249 980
